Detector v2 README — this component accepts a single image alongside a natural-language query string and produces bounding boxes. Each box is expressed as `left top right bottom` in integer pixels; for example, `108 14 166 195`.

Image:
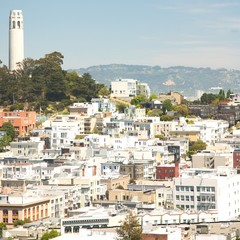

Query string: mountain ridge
69 64 240 97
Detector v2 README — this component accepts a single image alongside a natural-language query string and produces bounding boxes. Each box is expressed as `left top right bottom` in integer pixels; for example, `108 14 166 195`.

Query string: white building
110 78 150 99
111 79 138 98
69 102 99 116
176 118 229 145
91 98 116 112
10 141 44 158
9 10 24 70
173 167 240 221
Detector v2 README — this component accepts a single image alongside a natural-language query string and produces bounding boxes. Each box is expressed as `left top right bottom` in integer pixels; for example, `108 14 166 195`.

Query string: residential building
159 91 184 105
108 188 156 204
100 175 130 190
69 102 98 116
0 111 36 136
0 195 49 225
10 140 44 157
156 161 180 180
91 98 116 112
173 167 240 221
192 150 233 169
110 78 150 99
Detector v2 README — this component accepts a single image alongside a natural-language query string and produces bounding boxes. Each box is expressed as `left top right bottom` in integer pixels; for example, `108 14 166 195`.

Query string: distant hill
69 64 240 97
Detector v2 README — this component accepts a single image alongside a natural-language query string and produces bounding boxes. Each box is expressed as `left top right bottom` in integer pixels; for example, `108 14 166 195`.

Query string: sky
1 0 240 70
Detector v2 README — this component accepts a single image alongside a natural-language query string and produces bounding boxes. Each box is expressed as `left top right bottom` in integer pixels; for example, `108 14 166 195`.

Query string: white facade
10 141 44 158
69 102 99 116
111 79 138 98
9 10 24 70
111 79 151 98
173 167 240 221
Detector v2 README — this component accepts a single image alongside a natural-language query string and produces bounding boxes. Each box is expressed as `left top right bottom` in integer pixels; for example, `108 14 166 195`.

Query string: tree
200 93 218 104
116 211 142 240
160 115 174 121
188 140 207 157
149 93 158 101
98 85 110 97
147 109 161 117
0 222 6 237
0 134 11 152
116 102 128 113
172 104 189 117
130 94 148 106
0 122 16 141
162 99 172 114
40 230 59 240
226 89 233 98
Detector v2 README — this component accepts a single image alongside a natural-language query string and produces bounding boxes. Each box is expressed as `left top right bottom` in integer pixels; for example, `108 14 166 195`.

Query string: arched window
12 21 15 29
17 21 20 28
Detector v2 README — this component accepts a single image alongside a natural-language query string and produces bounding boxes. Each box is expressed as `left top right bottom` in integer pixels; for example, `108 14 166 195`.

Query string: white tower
9 10 24 71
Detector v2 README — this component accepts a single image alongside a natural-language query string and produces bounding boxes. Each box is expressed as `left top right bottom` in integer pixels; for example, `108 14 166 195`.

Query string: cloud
209 2 240 8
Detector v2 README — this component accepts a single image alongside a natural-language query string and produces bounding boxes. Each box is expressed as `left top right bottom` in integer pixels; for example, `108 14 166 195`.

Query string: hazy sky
1 0 240 70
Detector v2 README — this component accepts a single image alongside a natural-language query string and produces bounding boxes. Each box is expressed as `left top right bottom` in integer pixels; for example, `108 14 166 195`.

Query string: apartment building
0 195 49 225
173 167 240 221
110 78 150 99
0 111 36 136
10 140 44 157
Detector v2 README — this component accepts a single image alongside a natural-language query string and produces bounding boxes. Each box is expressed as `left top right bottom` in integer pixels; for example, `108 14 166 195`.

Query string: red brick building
156 161 179 180
233 149 240 169
0 111 36 136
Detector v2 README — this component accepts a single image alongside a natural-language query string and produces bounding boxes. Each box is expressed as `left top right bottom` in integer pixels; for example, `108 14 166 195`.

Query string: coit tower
9 10 24 71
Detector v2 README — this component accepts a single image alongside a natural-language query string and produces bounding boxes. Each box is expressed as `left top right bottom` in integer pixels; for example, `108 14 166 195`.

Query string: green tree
188 140 207 157
0 122 16 140
98 85 110 97
130 94 148 106
226 89 233 98
116 211 142 240
160 115 174 121
218 89 225 100
172 104 189 116
40 230 59 240
147 109 161 117
13 218 31 227
149 93 158 101
116 103 128 113
0 222 7 237
0 134 11 152
162 99 172 114
200 93 218 104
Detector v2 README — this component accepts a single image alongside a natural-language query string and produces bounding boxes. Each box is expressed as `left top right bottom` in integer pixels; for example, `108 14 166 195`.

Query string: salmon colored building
0 111 36 136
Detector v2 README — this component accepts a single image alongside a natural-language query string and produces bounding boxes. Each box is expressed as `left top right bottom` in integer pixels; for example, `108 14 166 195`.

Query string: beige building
101 175 130 190
170 130 200 142
159 91 184 105
0 195 49 225
108 189 156 204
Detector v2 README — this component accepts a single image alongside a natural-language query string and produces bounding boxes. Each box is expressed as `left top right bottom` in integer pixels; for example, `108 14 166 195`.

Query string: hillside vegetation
0 52 106 113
